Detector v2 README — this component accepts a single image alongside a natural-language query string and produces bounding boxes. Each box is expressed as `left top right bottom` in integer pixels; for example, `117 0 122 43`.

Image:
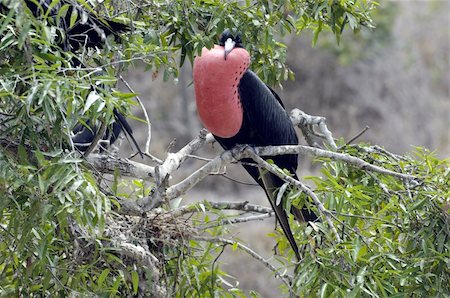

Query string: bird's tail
112 108 143 158
260 171 318 261
260 172 302 261
290 173 318 223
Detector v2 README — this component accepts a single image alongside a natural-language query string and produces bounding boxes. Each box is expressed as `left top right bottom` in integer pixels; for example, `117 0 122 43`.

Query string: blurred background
119 1 449 295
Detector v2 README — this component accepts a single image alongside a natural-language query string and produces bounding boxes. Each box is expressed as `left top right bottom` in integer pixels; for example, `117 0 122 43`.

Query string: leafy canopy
2 0 448 297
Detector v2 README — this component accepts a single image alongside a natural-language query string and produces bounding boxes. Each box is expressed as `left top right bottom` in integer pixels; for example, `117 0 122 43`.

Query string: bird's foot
230 144 254 161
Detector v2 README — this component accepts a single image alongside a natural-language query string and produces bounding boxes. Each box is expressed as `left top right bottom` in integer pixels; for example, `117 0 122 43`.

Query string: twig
119 75 152 154
83 120 107 157
360 145 406 161
186 154 213 162
203 213 274 229
220 174 259 186
191 236 294 291
342 125 370 147
330 210 402 228
244 149 341 243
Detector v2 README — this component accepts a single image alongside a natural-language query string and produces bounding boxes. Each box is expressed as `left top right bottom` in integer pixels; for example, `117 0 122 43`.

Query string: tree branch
290 108 337 149
172 200 274 217
243 148 342 242
191 236 294 292
252 145 416 180
85 153 155 179
158 128 211 177
203 213 274 229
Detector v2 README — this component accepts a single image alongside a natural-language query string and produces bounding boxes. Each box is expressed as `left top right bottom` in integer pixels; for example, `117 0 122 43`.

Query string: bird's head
219 28 243 60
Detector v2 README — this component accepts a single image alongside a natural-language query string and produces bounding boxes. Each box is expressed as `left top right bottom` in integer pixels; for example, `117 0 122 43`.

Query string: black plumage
214 70 317 260
22 0 128 54
1 0 141 155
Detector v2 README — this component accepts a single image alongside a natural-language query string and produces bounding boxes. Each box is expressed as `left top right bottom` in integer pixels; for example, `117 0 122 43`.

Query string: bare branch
85 154 155 179
343 125 370 147
165 150 235 200
203 213 274 229
158 129 211 177
290 108 337 149
165 142 415 204
171 201 274 217
251 145 416 180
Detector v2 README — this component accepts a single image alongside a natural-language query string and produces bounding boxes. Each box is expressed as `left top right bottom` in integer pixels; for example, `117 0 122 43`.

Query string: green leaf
276 182 289 206
83 91 100 113
346 13 358 30
56 4 70 27
131 270 139 294
69 8 78 28
97 269 110 288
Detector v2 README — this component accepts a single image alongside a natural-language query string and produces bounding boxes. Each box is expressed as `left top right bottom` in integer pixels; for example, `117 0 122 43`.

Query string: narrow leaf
131 270 139 294
276 182 289 206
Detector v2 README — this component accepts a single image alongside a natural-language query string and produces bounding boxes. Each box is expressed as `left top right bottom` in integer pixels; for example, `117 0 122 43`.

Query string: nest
105 209 198 249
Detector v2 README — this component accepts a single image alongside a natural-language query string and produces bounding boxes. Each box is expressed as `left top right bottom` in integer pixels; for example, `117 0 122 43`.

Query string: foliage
286 145 449 296
316 1 397 64
2 0 447 297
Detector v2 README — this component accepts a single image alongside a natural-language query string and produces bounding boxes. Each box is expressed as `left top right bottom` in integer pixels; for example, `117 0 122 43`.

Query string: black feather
214 70 317 260
4 0 142 156
22 0 128 53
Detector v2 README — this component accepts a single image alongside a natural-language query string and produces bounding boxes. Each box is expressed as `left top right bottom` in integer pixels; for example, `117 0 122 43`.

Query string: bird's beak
224 38 236 60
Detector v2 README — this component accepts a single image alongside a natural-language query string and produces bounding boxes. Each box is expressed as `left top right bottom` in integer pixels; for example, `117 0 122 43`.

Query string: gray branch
203 213 274 229
290 108 337 149
86 154 155 179
171 200 274 217
251 145 415 180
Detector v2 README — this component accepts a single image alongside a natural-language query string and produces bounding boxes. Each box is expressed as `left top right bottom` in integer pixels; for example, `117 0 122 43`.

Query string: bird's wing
232 70 302 259
266 84 286 109
238 70 298 168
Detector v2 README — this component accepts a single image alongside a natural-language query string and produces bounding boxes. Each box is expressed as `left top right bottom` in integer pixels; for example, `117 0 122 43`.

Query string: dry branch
171 201 274 217
290 108 337 149
86 153 155 179
203 213 274 229
157 128 212 177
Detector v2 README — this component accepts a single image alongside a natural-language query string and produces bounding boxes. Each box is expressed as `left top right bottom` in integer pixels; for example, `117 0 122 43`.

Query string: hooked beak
224 38 236 60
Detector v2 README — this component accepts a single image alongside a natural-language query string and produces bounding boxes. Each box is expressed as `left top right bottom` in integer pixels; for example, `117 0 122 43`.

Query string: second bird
193 29 317 261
